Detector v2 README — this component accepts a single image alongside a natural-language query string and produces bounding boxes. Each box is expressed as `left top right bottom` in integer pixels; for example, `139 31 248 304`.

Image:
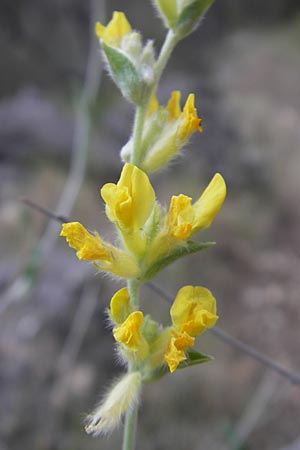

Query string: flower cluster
60 2 224 441
61 163 226 280
110 285 218 374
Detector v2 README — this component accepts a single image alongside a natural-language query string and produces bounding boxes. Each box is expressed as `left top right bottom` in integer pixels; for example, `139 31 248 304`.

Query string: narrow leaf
142 241 215 280
178 348 213 369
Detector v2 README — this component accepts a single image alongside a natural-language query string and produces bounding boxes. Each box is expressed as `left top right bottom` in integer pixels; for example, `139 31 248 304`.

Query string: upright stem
122 404 139 450
127 279 141 310
130 30 179 168
154 29 179 84
131 103 147 167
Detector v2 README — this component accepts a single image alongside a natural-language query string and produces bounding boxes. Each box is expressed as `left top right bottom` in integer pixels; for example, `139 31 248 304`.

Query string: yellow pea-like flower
95 11 132 46
167 173 226 239
113 311 149 359
110 288 131 325
146 173 226 265
101 163 155 255
60 222 139 279
170 285 218 336
164 285 218 372
141 91 202 173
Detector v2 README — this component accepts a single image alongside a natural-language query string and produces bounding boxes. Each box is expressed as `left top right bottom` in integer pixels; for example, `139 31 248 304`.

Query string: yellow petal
177 93 202 140
166 194 194 240
110 288 131 324
164 339 186 373
147 92 159 116
95 11 132 46
192 173 226 232
164 330 194 373
60 222 112 261
167 91 182 120
61 222 140 279
113 311 149 359
101 163 155 232
170 285 218 336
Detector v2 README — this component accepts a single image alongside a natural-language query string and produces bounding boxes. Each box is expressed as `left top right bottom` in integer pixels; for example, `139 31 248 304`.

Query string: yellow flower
165 173 226 240
110 288 131 325
60 222 139 279
141 91 202 172
164 285 218 372
95 11 132 46
146 173 226 264
170 286 218 336
113 311 149 359
101 163 155 255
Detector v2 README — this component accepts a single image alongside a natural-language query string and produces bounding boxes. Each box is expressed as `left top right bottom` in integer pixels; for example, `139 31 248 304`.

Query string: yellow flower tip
60 222 112 261
164 330 195 372
167 91 182 120
113 311 144 351
110 287 131 324
95 21 105 38
178 93 202 140
147 92 159 116
95 11 132 45
170 285 218 337
192 172 227 231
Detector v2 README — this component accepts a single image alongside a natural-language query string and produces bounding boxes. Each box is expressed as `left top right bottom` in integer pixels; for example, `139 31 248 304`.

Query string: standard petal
192 173 226 232
170 285 218 336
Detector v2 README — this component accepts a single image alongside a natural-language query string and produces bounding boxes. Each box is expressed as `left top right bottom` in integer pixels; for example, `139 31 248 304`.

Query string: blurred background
1 0 300 449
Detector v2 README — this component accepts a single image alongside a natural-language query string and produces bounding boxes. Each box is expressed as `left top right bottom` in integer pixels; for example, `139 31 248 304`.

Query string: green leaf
103 43 142 103
142 240 215 280
178 348 213 369
154 0 178 28
176 0 215 38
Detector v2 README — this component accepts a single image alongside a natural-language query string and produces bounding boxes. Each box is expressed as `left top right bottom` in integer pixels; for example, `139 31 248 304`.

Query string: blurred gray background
1 1 300 449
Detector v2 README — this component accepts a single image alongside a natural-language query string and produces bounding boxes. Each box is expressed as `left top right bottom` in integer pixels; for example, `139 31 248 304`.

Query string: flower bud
95 11 156 103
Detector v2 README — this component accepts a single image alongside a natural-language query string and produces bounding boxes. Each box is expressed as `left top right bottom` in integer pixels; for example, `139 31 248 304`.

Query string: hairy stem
127 279 141 310
155 29 179 84
122 403 139 450
131 103 148 167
